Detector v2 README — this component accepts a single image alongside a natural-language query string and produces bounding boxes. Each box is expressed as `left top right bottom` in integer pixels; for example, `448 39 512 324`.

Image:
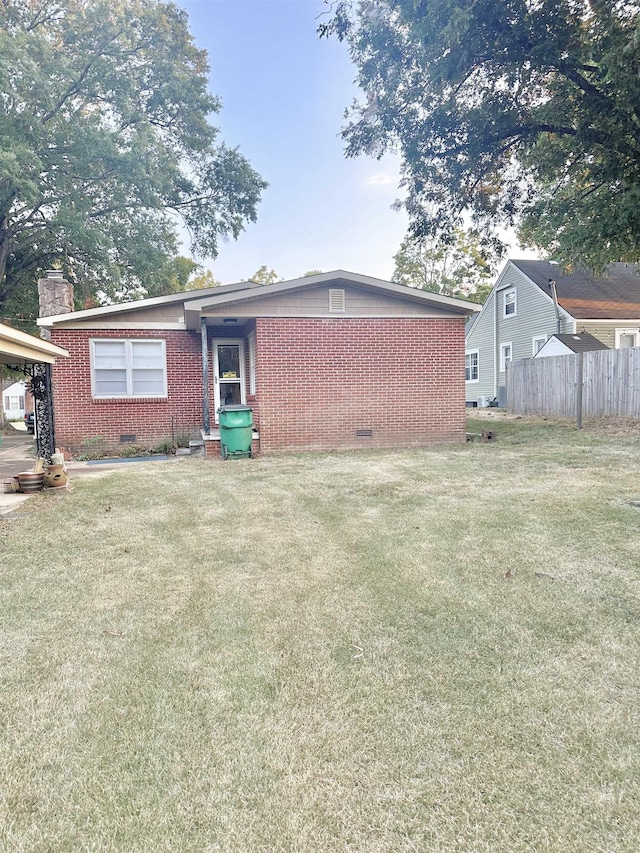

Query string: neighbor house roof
0 322 69 365
547 333 609 353
37 270 481 327
511 260 640 319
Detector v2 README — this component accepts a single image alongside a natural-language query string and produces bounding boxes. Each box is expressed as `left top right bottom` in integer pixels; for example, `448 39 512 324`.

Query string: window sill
92 397 168 404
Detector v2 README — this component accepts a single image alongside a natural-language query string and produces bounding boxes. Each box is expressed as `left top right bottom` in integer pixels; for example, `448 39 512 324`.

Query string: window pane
220 382 241 405
132 370 165 395
619 334 635 348
132 341 164 368
95 369 127 395
465 353 478 381
218 345 240 377
94 341 126 369
19 396 25 408
505 291 516 315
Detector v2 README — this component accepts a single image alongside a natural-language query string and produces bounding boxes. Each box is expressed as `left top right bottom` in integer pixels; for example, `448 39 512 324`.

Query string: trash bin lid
217 404 253 413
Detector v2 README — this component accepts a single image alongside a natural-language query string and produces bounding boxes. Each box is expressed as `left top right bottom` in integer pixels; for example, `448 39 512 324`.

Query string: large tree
321 1 640 270
393 229 496 302
0 0 266 316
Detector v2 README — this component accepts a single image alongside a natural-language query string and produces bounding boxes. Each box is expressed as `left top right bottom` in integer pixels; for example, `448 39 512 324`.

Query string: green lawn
1 415 639 851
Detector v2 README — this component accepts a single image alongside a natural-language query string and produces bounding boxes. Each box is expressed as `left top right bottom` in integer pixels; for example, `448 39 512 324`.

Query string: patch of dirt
470 409 640 436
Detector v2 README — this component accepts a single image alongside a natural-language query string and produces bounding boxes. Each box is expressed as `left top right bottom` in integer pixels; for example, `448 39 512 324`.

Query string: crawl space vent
120 434 136 443
355 429 373 438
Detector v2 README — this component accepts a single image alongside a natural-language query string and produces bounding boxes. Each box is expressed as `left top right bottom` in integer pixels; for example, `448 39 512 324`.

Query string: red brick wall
50 317 466 454
50 329 203 452
254 317 466 452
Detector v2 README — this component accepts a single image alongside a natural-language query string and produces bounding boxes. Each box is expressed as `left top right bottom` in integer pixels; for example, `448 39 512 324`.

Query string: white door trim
213 338 246 422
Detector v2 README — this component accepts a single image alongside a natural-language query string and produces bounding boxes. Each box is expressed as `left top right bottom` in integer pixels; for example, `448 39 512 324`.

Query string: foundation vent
355 428 373 438
120 434 136 443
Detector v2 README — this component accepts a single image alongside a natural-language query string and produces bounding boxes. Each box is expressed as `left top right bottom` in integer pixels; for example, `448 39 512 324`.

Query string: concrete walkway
0 430 38 515
0 428 182 517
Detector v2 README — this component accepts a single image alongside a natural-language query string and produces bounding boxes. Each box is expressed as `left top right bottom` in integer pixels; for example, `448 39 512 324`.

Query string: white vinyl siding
91 339 167 398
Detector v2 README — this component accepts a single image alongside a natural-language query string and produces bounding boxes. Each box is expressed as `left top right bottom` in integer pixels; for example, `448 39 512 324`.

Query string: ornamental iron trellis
31 363 55 461
5 361 56 461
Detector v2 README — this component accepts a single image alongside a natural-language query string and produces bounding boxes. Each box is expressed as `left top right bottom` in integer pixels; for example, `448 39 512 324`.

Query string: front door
213 339 245 422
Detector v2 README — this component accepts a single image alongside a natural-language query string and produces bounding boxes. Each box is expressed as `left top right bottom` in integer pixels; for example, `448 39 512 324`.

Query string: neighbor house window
500 342 512 372
532 335 547 355
465 350 479 382
91 339 167 398
615 328 640 348
248 331 256 394
503 289 516 317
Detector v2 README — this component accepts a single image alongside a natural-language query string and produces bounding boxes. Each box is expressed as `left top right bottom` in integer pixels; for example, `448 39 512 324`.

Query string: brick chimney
38 270 74 340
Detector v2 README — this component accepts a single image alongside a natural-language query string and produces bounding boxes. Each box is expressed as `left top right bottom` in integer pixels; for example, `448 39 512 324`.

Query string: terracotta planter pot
17 472 45 493
44 464 68 488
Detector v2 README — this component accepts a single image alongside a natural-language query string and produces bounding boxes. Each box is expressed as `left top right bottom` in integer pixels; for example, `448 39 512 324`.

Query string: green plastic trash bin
218 404 254 459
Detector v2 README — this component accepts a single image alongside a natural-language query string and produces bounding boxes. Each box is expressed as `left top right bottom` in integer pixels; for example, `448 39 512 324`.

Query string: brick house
37 270 479 456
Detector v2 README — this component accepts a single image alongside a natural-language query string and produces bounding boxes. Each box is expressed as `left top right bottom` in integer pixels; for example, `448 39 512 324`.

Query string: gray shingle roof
511 260 640 319
550 333 609 353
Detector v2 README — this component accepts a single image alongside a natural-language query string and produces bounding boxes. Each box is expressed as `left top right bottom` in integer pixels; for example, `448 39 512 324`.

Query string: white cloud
364 173 395 187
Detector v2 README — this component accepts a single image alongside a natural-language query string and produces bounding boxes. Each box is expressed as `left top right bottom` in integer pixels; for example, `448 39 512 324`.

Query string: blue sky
179 0 533 284
180 0 407 283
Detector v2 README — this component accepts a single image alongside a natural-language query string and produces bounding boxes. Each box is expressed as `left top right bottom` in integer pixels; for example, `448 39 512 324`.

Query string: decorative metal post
31 363 56 461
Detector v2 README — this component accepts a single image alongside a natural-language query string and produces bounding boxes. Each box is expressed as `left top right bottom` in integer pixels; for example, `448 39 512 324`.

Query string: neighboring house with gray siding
465 260 640 405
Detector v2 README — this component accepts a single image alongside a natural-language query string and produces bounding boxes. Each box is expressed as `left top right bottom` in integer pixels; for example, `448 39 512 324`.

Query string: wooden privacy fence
507 347 640 419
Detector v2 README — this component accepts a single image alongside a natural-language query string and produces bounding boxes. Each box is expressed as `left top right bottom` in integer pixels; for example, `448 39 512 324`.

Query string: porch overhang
0 322 69 365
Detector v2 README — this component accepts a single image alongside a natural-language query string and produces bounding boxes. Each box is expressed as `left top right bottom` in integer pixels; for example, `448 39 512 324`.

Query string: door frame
212 338 246 422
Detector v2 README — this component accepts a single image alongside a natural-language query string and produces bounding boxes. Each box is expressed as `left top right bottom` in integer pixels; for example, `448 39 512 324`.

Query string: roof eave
186 270 481 316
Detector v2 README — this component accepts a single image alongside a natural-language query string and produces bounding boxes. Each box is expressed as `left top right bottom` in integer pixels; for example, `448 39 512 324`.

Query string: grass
1 415 639 851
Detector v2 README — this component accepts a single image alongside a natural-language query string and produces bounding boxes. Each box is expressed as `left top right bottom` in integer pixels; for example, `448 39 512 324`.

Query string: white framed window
91 339 167 399
500 342 513 372
503 289 517 317
465 349 479 382
532 335 547 355
248 331 256 394
328 288 346 313
615 328 640 349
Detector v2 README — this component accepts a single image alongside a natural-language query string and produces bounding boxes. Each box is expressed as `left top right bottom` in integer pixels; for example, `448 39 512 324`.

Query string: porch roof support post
201 316 210 434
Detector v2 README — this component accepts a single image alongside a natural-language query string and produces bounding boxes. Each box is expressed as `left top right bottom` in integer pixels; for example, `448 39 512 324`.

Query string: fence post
576 352 584 430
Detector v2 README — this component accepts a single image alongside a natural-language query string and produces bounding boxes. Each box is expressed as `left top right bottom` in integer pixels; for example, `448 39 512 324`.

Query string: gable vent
328 288 346 313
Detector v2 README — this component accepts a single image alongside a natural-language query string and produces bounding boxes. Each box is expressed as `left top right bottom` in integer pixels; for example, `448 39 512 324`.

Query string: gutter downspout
550 280 562 334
